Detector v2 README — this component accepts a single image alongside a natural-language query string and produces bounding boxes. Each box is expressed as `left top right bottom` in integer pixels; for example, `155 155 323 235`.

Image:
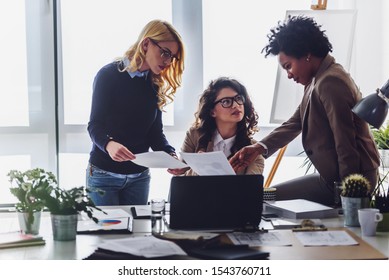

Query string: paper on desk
294 230 358 246
132 205 151 217
98 235 187 258
227 232 292 247
78 209 131 232
180 151 236 175
162 230 219 241
132 151 188 169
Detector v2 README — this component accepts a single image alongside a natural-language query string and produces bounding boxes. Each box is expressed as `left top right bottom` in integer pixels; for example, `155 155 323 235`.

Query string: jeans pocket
87 165 126 189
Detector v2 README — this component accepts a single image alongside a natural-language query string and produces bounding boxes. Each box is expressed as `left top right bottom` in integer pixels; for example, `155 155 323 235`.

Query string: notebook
169 174 264 231
264 199 339 219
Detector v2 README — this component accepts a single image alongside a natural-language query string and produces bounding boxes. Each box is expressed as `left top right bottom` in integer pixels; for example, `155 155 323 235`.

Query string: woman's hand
229 143 264 172
167 167 190 175
106 140 136 162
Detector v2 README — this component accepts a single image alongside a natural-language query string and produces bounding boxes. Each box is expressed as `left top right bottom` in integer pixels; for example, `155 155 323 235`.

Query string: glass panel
58 153 89 189
58 0 174 196
0 155 31 205
0 0 29 126
0 0 57 206
202 0 308 125
60 0 173 125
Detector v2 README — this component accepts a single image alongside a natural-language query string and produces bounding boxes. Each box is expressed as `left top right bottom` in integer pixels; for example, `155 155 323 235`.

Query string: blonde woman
87 20 185 205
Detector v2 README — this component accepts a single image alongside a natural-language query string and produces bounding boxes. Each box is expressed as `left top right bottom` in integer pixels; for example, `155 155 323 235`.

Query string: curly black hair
193 77 259 156
262 15 333 59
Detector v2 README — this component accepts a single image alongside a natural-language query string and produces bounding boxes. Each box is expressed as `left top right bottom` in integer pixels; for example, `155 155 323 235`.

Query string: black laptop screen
169 175 264 231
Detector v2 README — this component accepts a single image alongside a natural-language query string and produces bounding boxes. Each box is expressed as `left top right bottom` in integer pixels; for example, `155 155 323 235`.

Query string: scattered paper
92 208 131 219
132 151 188 169
294 230 359 246
162 231 219 241
227 231 292 247
180 151 236 175
78 208 131 232
271 218 323 229
132 205 151 217
98 235 187 258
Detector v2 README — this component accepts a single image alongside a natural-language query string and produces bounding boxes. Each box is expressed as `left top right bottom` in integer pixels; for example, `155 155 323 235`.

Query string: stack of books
0 231 45 249
264 199 339 219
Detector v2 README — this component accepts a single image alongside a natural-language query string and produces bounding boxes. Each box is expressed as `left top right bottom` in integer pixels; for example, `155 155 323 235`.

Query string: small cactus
341 174 370 197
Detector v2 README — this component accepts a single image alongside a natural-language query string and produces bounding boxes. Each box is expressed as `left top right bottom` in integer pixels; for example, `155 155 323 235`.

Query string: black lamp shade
352 93 388 129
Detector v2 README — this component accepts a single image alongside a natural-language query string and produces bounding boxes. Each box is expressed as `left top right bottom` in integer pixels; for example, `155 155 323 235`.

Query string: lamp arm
378 88 389 103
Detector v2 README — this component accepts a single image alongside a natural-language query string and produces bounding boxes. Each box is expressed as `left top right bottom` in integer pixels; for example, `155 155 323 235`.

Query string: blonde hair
121 20 185 110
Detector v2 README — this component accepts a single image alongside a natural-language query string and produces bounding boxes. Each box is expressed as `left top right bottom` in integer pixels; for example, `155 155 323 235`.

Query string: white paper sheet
78 209 131 232
180 151 236 175
227 232 292 247
132 151 188 169
294 230 359 246
98 235 187 258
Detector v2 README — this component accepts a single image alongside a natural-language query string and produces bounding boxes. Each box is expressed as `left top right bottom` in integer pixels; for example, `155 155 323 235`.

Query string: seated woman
169 77 264 176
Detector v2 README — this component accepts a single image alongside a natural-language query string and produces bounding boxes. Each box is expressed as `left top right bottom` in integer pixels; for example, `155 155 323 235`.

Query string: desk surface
0 206 388 260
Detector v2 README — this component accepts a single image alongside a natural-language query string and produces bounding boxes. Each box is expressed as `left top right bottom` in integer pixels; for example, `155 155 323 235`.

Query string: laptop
169 174 264 231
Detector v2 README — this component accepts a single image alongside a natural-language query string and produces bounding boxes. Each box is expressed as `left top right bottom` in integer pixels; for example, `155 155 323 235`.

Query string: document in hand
180 151 236 175
132 151 188 169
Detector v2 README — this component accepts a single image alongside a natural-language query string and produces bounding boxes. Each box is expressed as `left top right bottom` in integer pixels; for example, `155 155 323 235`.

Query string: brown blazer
261 54 379 184
181 127 265 176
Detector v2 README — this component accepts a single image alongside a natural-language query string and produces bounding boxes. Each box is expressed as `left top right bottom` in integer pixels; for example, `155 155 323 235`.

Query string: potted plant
370 171 389 232
340 173 371 227
371 123 389 167
7 168 57 234
35 184 105 241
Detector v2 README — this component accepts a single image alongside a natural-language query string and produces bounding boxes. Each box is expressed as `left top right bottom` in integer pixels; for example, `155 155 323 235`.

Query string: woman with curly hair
169 77 264 176
87 20 185 205
230 16 379 206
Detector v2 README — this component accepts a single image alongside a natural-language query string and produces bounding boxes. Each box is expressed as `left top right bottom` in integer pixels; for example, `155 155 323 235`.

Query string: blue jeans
86 164 150 206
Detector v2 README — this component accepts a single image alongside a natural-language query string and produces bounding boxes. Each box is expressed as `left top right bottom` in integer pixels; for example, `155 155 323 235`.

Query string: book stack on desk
0 231 45 249
264 199 339 219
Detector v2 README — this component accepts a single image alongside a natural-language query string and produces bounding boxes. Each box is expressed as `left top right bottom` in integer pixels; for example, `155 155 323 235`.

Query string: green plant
341 173 370 197
298 151 316 175
371 171 389 213
7 168 57 225
371 123 389 149
35 184 105 223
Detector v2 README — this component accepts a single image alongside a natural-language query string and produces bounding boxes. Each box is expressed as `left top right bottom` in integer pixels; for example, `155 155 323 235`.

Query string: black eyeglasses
214 95 245 108
150 39 179 63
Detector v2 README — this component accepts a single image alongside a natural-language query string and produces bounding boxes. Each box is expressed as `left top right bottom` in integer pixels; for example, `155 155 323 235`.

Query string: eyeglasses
150 39 179 63
214 95 245 108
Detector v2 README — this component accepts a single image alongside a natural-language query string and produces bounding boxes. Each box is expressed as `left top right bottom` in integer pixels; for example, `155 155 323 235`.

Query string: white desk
0 206 388 260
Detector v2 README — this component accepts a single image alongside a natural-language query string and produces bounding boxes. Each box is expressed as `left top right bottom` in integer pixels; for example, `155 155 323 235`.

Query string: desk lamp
352 79 389 129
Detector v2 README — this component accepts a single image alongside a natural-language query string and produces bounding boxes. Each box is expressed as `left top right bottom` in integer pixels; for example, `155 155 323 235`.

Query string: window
57 0 173 191
0 0 56 205
1 0 387 205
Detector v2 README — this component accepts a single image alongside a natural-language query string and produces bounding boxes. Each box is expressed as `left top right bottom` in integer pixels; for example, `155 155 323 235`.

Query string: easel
264 145 287 188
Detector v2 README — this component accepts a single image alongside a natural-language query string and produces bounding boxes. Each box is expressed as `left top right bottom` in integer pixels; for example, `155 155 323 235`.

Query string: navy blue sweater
88 61 175 174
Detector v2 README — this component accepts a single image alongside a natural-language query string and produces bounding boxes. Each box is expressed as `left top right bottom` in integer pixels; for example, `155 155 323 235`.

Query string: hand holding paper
132 151 188 169
180 151 236 175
